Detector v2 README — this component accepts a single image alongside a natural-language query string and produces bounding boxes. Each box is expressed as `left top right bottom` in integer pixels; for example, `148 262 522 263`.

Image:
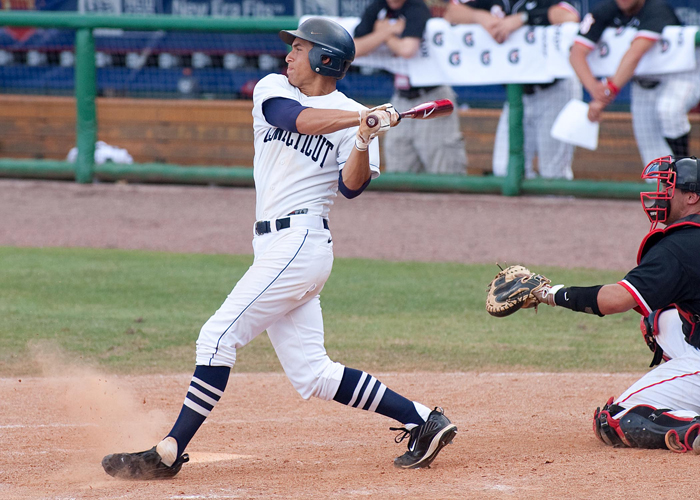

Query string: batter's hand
356 108 384 150
367 103 400 127
356 104 398 151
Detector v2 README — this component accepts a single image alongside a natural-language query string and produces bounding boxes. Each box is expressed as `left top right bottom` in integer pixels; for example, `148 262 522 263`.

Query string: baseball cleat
101 446 189 480
391 407 457 469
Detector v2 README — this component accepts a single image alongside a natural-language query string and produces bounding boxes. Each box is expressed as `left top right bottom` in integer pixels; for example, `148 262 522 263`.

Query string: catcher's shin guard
593 397 628 447
594 400 700 451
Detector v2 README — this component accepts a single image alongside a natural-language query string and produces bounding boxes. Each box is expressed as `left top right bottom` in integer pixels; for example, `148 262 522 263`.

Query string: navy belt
255 217 329 236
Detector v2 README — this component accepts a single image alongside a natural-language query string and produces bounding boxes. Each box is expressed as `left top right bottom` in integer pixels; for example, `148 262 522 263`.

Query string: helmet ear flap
308 45 345 78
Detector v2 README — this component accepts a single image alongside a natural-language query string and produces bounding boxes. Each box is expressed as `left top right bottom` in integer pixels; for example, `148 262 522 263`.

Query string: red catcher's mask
640 156 675 229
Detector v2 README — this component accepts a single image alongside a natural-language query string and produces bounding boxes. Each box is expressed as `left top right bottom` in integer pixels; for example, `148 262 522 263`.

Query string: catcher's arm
485 266 636 318
534 282 638 316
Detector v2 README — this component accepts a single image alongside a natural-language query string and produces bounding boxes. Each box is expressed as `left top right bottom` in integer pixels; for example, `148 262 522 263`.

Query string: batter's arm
296 108 361 136
597 284 639 315
341 149 372 190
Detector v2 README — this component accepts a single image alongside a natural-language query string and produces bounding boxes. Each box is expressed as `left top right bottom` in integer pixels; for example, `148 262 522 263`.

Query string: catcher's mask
641 156 700 228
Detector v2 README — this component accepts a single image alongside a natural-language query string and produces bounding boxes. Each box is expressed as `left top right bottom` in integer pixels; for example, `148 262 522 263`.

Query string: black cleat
391 407 457 469
102 446 189 480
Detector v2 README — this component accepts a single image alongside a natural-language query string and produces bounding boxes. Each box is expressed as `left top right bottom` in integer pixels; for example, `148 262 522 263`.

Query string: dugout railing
0 11 698 199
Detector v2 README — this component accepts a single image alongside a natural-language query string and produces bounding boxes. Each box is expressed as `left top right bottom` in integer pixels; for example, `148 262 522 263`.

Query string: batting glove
367 103 400 128
354 110 384 151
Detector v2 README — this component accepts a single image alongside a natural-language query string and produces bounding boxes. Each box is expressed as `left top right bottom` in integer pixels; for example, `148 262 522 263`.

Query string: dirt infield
3 179 695 500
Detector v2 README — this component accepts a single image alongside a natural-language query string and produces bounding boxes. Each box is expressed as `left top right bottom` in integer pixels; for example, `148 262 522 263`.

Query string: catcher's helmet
641 155 700 227
279 18 355 80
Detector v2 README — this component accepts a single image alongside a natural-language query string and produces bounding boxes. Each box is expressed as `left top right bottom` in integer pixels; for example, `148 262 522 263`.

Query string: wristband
554 285 604 317
603 78 620 97
354 136 369 151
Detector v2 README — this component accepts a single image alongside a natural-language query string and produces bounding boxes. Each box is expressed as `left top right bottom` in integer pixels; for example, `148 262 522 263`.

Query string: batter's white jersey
252 74 381 221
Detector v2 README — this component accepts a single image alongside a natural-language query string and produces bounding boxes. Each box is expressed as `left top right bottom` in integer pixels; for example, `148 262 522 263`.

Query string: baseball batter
528 155 700 452
444 0 582 179
101 18 457 480
570 0 700 166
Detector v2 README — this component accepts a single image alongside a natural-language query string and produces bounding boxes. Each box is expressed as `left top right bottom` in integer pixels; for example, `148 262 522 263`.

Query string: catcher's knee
593 399 700 452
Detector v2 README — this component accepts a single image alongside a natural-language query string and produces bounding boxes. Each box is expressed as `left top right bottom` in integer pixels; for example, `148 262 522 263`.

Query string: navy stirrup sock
166 365 230 456
333 367 425 426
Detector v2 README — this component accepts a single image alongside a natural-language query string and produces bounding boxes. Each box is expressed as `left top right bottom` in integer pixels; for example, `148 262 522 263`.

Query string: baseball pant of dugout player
101 18 457 480
490 155 700 453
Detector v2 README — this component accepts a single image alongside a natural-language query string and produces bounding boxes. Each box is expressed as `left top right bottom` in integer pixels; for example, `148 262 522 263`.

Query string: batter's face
614 0 645 15
285 38 316 87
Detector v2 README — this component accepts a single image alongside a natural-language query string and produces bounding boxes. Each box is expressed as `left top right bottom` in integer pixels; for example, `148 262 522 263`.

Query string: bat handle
366 114 378 128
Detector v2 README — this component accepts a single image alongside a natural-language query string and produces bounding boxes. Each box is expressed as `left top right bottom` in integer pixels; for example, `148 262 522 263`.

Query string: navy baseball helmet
279 18 355 80
641 155 700 226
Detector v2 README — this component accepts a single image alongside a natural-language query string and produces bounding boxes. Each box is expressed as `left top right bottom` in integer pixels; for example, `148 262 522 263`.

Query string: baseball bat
365 99 454 128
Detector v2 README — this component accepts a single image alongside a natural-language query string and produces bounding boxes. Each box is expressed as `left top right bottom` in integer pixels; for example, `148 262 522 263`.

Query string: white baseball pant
631 49 700 166
195 219 345 401
614 309 700 416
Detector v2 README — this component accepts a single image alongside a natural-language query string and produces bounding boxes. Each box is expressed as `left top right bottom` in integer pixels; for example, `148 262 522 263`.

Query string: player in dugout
444 0 581 180
569 0 700 166
100 18 457 480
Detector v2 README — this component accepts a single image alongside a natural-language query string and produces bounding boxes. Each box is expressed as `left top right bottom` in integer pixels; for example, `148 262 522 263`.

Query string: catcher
487 155 700 453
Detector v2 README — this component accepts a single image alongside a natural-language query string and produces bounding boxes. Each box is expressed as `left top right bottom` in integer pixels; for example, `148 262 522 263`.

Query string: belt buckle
255 221 270 235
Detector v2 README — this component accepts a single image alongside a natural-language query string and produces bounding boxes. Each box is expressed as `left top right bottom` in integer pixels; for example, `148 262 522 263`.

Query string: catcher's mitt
485 265 551 317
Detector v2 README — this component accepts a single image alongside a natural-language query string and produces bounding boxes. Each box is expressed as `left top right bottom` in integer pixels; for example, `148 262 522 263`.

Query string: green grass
0 247 649 376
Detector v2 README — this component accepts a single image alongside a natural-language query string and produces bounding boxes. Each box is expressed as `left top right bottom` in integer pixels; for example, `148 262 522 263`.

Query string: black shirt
622 223 700 323
577 0 680 46
354 0 431 39
455 0 572 26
